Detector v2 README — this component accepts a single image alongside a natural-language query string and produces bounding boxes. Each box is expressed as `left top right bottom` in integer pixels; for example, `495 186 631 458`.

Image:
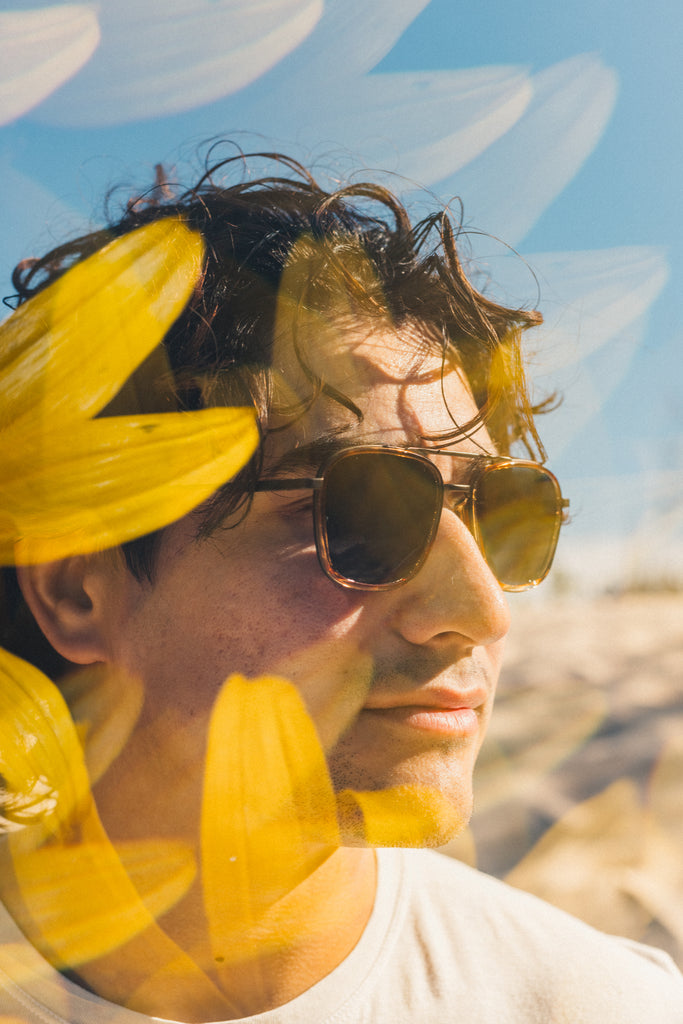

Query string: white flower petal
0 4 99 125
506 246 669 458
440 54 618 244
292 66 532 185
34 0 322 126
524 247 669 374
263 0 432 89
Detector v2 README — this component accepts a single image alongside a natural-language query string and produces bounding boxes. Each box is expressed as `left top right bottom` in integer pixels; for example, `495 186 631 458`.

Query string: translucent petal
519 247 668 458
201 675 339 961
0 5 100 126
59 665 144 786
10 838 195 966
336 785 466 848
272 232 391 408
34 0 323 126
521 246 670 374
444 54 618 245
0 219 204 434
0 647 89 838
1 406 258 564
274 66 531 186
8 803 217 996
262 0 431 90
620 832 683 953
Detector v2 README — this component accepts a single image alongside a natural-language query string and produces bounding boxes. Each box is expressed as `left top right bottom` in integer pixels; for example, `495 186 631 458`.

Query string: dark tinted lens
475 465 561 587
322 452 441 585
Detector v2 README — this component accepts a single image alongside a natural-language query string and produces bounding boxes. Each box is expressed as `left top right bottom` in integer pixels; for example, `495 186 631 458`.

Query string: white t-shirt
0 849 681 1022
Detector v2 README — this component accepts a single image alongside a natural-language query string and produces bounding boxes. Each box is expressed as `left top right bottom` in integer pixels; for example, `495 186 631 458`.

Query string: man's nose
390 509 511 650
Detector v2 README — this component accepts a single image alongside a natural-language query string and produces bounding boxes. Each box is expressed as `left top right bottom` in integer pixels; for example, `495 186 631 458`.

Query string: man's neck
191 847 377 1019
0 838 376 1021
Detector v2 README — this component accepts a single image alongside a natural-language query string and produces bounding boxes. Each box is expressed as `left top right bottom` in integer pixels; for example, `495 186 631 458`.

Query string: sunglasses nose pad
443 488 470 519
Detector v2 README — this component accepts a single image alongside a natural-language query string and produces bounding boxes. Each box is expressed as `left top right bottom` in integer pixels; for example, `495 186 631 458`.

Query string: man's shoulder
392 846 681 974
374 847 683 1021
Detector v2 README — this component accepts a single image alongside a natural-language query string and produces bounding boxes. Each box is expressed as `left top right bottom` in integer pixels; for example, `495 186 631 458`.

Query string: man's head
11 150 545 579
8 149 559 846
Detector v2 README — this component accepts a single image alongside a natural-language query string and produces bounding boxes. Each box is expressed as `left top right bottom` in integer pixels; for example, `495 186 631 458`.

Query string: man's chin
335 784 471 849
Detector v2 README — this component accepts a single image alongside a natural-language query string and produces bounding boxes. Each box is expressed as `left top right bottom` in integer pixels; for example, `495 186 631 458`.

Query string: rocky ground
440 592 683 967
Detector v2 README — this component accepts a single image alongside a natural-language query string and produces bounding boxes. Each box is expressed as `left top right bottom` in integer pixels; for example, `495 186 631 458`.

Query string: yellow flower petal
0 220 204 434
272 233 392 412
8 779 213 995
336 785 467 848
10 838 195 967
2 406 258 564
58 664 144 786
201 675 339 960
0 647 89 838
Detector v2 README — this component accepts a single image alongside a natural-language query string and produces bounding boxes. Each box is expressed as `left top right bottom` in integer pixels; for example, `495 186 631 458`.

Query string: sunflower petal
1 406 258 564
0 219 203 434
201 675 339 959
10 838 195 967
8 805 218 998
58 664 144 786
336 784 467 847
0 647 89 838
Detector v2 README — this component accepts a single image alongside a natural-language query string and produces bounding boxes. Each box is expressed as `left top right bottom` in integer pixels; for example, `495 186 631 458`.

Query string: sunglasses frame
255 445 568 592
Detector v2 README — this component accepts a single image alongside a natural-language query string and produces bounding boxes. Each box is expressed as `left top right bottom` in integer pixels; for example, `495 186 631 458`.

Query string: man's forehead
275 317 445 390
267 322 491 467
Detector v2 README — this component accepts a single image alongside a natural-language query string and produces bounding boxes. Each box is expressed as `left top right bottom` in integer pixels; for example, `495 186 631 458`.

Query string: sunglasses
255 446 569 592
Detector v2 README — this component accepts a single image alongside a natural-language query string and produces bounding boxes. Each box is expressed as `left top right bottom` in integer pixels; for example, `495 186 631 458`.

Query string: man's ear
16 555 115 665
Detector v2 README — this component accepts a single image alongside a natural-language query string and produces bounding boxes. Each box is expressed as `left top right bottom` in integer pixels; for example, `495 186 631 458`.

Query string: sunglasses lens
475 465 562 588
321 452 441 585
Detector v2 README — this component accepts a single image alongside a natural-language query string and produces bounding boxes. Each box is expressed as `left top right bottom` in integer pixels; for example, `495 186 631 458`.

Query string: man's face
93 322 510 845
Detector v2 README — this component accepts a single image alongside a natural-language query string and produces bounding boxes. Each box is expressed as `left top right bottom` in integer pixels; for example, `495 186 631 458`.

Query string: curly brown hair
9 147 546 583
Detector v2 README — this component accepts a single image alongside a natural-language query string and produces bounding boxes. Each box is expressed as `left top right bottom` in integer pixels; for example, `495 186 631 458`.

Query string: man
1 151 681 1022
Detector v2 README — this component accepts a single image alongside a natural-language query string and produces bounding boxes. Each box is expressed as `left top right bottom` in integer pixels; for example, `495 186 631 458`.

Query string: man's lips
361 687 488 737
363 685 488 712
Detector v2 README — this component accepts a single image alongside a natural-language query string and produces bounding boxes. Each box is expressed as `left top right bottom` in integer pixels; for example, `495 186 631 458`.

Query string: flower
0 218 259 564
0 215 261 981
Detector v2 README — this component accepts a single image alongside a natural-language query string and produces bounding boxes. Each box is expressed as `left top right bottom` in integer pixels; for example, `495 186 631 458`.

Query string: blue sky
1 0 681 590
378 0 682 447
405 0 683 588
381 0 681 251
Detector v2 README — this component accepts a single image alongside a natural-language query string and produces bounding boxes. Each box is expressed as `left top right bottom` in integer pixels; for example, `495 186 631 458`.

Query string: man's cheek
273 634 375 752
